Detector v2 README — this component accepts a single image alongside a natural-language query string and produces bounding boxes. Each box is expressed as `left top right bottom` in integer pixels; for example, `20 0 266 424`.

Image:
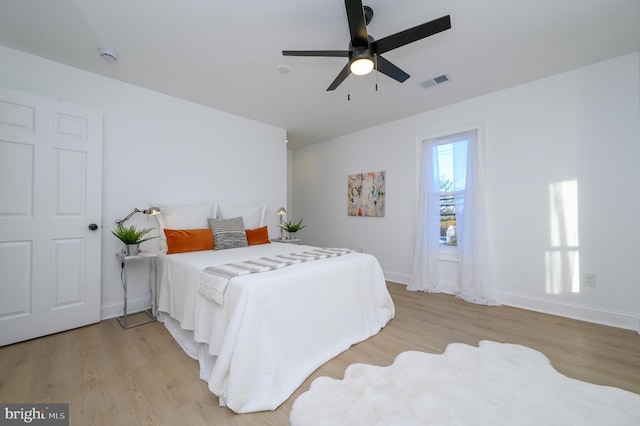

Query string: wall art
347 171 385 217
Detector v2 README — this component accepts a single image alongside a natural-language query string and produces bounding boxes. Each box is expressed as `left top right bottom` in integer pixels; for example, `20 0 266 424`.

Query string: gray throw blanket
199 248 354 305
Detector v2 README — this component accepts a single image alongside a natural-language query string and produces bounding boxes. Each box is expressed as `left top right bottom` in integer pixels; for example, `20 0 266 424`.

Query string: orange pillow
164 229 214 254
245 226 271 246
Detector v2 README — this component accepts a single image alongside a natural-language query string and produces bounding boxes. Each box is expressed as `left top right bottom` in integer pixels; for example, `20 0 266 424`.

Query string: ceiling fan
282 0 451 91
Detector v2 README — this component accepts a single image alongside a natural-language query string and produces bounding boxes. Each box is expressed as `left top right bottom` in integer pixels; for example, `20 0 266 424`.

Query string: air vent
420 74 450 89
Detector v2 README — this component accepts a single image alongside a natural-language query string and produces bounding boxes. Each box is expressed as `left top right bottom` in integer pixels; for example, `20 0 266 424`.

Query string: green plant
111 223 158 245
280 218 306 233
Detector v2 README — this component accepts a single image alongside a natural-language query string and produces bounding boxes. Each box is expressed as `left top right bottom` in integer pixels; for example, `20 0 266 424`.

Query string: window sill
439 246 459 262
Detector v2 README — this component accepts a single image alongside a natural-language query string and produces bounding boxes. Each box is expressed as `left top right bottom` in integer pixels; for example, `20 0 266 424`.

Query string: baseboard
383 270 410 285
496 291 639 332
382 276 639 332
101 296 152 321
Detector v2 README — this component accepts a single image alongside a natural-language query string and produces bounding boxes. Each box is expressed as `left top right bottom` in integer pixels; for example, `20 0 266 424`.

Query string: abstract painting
348 171 385 217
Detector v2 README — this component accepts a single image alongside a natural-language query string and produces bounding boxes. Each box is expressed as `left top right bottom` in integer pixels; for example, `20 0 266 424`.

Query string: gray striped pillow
208 216 248 250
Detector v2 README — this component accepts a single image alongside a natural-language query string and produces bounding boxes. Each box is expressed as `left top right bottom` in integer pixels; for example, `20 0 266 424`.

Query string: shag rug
290 341 640 425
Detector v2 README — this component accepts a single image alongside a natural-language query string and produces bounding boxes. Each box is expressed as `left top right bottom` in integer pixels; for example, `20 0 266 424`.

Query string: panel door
0 86 102 346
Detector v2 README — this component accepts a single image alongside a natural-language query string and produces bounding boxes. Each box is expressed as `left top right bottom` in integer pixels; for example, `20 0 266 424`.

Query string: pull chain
375 55 378 92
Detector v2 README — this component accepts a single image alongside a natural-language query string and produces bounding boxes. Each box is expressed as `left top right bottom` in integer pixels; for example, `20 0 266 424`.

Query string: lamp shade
145 206 161 216
277 207 286 239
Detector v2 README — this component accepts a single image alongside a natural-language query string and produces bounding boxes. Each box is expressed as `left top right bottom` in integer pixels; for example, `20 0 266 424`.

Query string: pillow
245 226 271 246
217 203 266 230
153 200 217 251
164 229 214 254
208 217 248 250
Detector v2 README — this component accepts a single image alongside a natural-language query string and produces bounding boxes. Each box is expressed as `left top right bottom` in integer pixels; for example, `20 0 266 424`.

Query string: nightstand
115 251 158 329
271 238 301 245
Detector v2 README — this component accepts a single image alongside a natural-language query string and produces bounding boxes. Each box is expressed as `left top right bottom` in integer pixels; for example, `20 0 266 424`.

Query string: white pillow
217 203 266 230
153 200 218 251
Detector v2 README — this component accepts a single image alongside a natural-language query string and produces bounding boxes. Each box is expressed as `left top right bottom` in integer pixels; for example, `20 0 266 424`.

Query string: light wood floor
1 282 639 425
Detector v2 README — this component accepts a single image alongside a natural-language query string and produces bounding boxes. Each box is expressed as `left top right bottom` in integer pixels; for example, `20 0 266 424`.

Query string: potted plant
280 218 306 239
112 223 158 255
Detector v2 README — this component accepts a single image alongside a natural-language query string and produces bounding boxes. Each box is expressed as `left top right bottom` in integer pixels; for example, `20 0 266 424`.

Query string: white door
0 86 102 346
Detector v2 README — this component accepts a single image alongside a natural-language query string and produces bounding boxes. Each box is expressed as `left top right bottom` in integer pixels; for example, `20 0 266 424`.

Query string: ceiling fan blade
376 56 410 83
372 15 451 55
327 63 351 91
344 0 369 47
283 50 350 57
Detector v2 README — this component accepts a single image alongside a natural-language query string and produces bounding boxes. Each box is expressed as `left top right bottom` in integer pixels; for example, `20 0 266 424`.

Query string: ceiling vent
420 74 450 89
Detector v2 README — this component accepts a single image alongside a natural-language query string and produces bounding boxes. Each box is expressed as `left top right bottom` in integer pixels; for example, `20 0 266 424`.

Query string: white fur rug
290 341 640 425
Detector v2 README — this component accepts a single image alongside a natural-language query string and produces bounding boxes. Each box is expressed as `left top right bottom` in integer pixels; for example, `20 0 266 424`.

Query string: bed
152 201 395 413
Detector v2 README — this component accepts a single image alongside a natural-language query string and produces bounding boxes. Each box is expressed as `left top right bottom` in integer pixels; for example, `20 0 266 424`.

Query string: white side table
115 251 158 329
271 238 301 245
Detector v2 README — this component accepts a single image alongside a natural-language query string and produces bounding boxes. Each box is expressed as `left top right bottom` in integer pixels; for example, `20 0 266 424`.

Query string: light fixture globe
350 58 374 75
350 49 374 76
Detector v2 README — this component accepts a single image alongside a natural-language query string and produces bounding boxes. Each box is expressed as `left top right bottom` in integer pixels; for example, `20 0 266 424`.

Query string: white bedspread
199 247 354 305
157 244 395 413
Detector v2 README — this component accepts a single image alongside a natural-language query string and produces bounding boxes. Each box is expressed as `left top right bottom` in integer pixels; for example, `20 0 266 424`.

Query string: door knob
88 223 99 231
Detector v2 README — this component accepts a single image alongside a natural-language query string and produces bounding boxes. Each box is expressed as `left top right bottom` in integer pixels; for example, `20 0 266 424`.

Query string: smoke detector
276 65 290 74
98 48 119 62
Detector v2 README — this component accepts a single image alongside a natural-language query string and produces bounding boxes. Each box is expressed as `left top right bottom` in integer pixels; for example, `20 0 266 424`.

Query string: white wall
292 52 640 330
0 46 287 319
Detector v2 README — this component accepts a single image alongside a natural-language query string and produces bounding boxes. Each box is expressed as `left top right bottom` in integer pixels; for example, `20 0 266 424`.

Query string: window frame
414 123 485 263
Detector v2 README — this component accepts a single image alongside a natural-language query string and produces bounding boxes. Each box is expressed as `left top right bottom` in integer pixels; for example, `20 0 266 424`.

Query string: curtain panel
408 129 498 305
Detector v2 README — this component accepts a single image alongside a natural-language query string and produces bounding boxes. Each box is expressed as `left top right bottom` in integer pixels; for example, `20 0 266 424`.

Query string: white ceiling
1 0 639 149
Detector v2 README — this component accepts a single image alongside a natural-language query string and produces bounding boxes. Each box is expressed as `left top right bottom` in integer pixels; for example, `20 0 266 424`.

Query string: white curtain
407 137 441 292
408 130 498 305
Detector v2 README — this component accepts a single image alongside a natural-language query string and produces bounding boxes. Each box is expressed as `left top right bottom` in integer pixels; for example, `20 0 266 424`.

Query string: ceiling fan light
350 58 374 76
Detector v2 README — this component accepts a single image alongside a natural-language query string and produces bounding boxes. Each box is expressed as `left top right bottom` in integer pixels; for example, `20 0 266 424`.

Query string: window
435 140 468 247
410 126 496 304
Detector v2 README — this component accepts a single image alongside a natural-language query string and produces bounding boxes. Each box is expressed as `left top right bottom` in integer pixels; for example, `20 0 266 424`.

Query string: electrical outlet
583 272 596 288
